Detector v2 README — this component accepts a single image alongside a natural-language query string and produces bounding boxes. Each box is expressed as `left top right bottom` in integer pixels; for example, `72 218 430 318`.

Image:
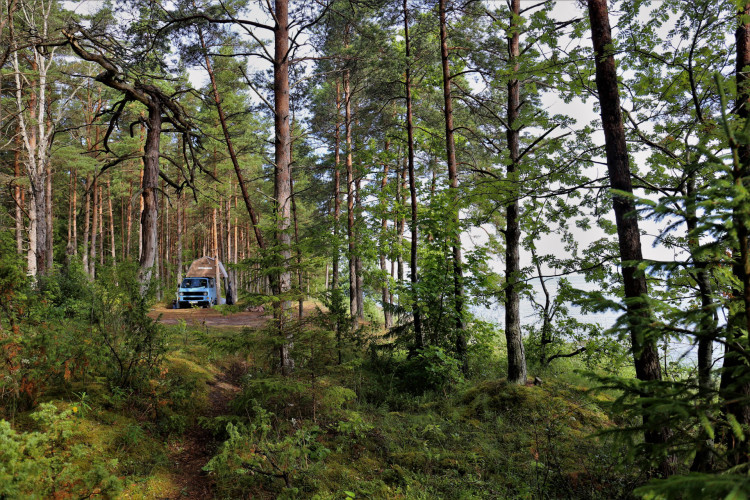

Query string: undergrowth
0 254 642 498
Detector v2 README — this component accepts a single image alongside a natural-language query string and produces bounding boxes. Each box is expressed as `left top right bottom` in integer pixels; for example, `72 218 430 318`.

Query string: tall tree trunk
333 82 342 292
45 163 52 269
439 0 467 370
176 192 183 282
11 27 49 277
380 140 393 329
397 155 406 318
199 28 265 249
720 1 750 467
67 170 74 257
291 173 304 319
213 207 221 305
233 196 238 304
14 132 23 256
588 0 671 474
404 0 423 349
90 178 98 278
126 174 134 260
274 0 294 374
355 173 364 319
72 171 77 255
99 184 104 267
138 135 145 263
226 195 233 303
120 185 125 259
289 114 304 319
82 175 91 275
107 178 116 263
505 0 527 385
27 188 38 276
333 80 343 362
344 68 358 321
137 101 162 288
687 171 717 473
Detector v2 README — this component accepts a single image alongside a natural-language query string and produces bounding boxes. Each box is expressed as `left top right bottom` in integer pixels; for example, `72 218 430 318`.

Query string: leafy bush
0 239 97 418
395 346 464 394
0 403 121 498
205 402 330 499
89 264 167 391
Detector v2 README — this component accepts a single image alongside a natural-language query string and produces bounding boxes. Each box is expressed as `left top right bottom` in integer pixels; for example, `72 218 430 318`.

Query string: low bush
0 402 122 498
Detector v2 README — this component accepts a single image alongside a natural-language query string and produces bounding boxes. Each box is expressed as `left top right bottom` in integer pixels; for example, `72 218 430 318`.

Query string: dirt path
150 305 272 328
152 303 319 498
166 367 243 499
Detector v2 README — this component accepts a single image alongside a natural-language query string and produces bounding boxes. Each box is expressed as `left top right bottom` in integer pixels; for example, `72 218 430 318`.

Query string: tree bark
138 134 145 262
67 169 77 257
99 184 104 267
14 131 23 256
126 174 133 260
107 178 116 263
344 68 358 321
213 207 221 304
397 155 406 318
333 80 343 362
11 16 55 277
505 0 527 385
45 163 53 268
333 81 342 293
720 1 750 467
177 192 183 283
199 28 265 249
355 172 364 319
137 100 162 287
274 0 294 374
90 178 98 278
82 174 91 274
291 172 304 318
439 0 467 370
404 0 423 349
588 0 671 474
380 140 393 329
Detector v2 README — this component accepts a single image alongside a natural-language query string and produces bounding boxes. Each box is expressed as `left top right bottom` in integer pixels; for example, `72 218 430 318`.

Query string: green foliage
0 252 97 418
89 263 167 391
398 346 463 393
204 402 331 499
636 473 750 500
0 403 122 498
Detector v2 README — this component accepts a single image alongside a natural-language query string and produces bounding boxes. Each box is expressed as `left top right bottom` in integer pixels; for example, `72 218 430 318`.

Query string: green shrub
396 346 463 394
205 402 331 499
0 403 121 498
89 264 167 391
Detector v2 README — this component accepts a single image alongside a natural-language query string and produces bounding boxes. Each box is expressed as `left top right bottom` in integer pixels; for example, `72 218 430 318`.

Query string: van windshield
181 278 208 289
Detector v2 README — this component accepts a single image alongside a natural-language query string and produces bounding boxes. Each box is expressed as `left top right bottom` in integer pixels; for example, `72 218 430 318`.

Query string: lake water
471 274 709 365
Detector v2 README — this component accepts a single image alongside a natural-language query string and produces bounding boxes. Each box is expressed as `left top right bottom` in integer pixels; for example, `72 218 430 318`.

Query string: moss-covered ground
1 310 642 499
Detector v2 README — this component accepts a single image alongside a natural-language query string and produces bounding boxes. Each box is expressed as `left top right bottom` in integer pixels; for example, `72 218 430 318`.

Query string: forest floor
149 306 257 498
149 300 324 327
165 363 242 499
149 304 271 328
4 300 635 499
